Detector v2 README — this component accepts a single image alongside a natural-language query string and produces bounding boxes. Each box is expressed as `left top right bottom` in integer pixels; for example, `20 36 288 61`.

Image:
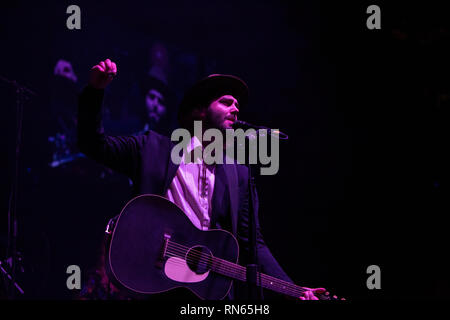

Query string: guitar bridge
162 233 171 258
155 233 171 269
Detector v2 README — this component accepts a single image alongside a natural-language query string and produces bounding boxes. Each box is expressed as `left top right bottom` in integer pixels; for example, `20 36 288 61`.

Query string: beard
204 111 230 132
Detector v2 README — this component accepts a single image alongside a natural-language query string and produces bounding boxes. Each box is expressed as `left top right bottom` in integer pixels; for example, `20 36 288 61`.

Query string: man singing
77 58 326 300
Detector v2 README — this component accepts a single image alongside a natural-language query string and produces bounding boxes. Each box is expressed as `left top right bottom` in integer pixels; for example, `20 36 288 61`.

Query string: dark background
1 0 449 300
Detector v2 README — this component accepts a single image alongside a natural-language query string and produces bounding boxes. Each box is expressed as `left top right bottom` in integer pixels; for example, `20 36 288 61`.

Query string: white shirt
164 136 215 230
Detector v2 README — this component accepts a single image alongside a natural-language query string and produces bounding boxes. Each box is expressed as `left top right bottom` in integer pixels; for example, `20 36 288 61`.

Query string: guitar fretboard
165 240 309 298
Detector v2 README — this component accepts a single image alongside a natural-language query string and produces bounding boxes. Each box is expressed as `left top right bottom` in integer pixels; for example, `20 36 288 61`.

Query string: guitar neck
165 239 330 299
210 256 306 298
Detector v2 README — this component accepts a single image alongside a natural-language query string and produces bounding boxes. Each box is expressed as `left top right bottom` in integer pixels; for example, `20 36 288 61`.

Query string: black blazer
77 86 293 298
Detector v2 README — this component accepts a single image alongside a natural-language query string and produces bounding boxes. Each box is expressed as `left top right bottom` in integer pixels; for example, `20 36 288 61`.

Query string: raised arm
77 58 145 179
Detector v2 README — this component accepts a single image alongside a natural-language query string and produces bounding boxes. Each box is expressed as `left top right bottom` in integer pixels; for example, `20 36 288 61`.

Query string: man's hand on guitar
299 287 326 300
299 287 345 300
89 58 117 89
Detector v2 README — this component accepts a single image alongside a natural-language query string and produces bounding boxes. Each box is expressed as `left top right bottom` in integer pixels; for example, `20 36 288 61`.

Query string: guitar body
106 194 239 300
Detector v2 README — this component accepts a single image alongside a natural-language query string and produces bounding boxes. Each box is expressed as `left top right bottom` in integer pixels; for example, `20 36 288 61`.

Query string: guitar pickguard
164 257 210 283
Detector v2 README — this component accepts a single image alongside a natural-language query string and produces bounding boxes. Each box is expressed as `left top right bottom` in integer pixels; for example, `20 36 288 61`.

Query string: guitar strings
165 240 304 293
164 252 303 298
163 246 308 298
163 240 310 297
163 250 307 298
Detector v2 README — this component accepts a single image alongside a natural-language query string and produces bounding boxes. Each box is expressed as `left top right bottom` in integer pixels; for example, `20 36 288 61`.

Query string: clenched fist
89 58 117 89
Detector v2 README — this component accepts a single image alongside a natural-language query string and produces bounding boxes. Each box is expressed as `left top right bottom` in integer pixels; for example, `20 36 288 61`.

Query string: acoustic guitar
106 194 340 300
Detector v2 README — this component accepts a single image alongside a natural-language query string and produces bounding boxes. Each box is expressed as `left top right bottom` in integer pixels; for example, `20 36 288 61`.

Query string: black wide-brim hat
177 74 249 124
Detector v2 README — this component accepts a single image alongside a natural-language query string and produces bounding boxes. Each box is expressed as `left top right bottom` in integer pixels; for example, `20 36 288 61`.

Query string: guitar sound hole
186 245 213 275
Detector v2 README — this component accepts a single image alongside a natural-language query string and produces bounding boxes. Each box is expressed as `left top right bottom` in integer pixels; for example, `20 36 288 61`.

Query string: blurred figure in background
54 59 78 83
148 42 169 85
49 58 83 168
123 41 177 137
135 75 176 136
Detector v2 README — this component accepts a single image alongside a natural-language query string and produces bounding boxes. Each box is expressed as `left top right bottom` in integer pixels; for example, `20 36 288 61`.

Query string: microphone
232 120 288 140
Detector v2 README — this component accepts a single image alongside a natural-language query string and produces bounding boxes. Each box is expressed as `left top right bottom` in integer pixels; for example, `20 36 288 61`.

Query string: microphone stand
245 135 263 300
243 126 288 300
0 75 36 298
246 157 263 300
